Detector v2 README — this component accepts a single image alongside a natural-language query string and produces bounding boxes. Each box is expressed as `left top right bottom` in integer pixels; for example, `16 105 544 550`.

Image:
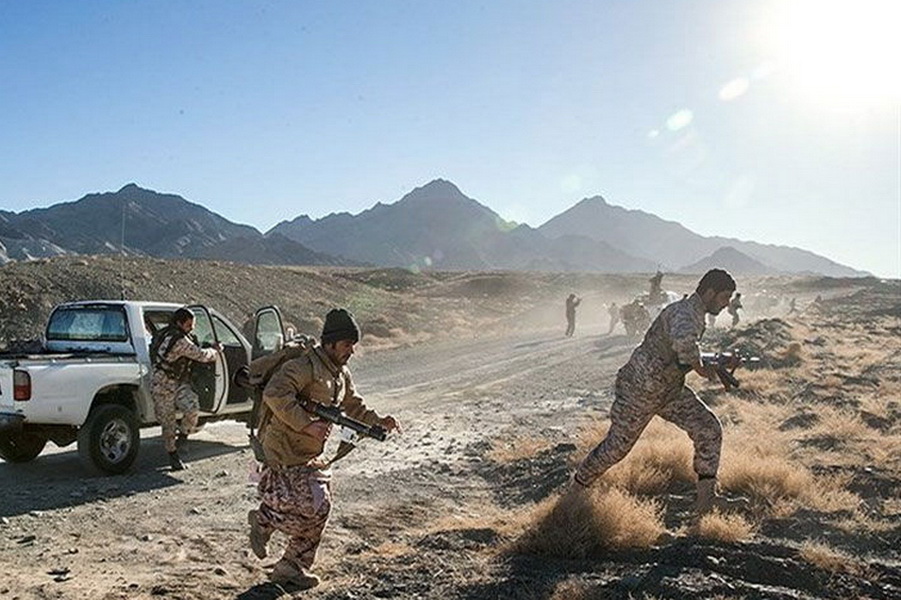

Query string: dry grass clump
799 540 868 576
546 580 616 600
696 510 756 542
576 419 694 496
513 487 665 558
720 444 814 504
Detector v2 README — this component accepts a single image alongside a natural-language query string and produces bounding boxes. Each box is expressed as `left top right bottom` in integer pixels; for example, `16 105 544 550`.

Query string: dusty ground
1 259 898 599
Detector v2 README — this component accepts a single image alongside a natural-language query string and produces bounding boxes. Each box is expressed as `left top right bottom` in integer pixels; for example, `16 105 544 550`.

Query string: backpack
150 325 191 380
235 334 317 462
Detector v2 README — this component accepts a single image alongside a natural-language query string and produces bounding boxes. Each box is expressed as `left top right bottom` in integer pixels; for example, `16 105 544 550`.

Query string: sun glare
766 0 901 108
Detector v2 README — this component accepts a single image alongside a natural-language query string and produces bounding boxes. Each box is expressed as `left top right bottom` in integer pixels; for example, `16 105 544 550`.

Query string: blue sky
1 0 898 276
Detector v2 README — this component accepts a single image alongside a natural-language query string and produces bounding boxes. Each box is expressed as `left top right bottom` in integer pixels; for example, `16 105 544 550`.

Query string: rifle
299 399 388 442
700 351 759 391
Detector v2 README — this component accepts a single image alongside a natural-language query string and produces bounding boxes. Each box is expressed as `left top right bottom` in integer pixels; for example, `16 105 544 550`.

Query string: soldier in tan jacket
247 308 399 589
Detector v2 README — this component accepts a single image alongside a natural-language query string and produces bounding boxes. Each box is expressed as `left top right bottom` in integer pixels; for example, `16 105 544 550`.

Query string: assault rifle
299 399 388 442
700 351 759 391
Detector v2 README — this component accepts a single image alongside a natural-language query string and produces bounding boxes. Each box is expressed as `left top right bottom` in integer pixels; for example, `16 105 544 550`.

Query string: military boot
168 451 187 471
269 560 320 589
247 509 271 559
693 477 749 516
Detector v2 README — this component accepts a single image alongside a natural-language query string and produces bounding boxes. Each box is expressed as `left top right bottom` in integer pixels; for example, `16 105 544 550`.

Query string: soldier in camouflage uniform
247 308 399 590
565 294 582 337
574 269 746 516
607 303 620 335
151 308 221 471
727 293 743 328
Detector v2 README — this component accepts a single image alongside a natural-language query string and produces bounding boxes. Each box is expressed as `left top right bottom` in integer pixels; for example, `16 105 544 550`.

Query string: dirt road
0 324 634 599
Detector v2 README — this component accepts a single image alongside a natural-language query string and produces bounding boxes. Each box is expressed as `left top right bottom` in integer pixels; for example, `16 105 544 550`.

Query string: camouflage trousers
576 368 723 485
151 371 200 453
256 465 332 570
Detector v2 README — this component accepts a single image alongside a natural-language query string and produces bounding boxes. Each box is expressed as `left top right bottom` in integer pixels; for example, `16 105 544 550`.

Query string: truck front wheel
77 404 140 474
0 430 47 463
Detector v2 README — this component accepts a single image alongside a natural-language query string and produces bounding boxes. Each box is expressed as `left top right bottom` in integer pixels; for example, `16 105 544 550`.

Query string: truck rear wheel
0 430 47 463
77 404 140 474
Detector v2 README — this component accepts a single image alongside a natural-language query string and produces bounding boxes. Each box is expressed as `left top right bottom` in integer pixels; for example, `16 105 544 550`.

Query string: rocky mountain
537 196 865 277
192 232 356 267
1 180 865 276
0 184 349 267
269 179 657 272
678 246 778 275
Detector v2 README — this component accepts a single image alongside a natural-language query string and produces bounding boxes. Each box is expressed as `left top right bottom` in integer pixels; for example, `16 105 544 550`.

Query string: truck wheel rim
99 419 131 463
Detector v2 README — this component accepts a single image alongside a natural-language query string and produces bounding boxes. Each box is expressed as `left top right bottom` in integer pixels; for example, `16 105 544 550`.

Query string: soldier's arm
669 308 707 375
262 359 317 432
339 372 382 426
169 336 219 363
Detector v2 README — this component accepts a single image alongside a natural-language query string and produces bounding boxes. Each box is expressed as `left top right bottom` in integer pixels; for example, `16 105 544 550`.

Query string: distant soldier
607 303 620 335
151 308 221 471
787 297 797 315
648 270 665 306
247 308 400 589
565 293 582 337
573 269 747 517
727 293 743 328
622 299 649 338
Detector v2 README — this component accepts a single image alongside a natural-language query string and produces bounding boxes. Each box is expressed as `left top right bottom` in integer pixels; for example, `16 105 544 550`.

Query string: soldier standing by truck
151 308 221 471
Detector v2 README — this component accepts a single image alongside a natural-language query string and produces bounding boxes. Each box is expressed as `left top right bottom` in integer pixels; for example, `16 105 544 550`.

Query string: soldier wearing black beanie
321 308 361 345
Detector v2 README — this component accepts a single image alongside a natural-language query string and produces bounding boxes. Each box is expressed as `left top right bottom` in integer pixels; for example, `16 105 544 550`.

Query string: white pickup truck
0 300 289 474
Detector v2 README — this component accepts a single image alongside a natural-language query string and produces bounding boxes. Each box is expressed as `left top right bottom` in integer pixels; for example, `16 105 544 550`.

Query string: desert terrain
0 256 899 599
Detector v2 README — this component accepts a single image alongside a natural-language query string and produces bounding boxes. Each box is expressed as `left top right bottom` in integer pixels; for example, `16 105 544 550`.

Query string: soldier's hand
379 415 401 434
305 420 333 442
722 354 742 370
695 364 719 382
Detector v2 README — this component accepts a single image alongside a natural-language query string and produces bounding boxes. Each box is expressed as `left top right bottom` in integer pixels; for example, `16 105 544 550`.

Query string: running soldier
607 302 620 335
573 269 746 516
151 308 221 471
247 308 399 589
727 292 743 328
565 293 582 337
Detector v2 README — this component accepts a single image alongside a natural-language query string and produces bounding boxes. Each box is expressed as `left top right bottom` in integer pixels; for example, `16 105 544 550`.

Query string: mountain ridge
0 180 866 276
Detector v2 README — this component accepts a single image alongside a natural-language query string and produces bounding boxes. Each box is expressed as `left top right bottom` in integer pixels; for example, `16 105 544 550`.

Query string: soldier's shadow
236 582 307 599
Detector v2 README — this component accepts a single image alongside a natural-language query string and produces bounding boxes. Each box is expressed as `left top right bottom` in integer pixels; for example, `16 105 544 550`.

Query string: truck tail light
13 370 31 401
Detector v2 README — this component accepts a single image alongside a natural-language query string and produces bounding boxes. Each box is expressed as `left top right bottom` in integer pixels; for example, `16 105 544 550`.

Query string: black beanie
321 308 361 345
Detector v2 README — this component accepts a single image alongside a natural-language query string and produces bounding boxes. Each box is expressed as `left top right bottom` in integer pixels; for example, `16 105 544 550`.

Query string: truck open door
186 305 228 413
251 306 287 361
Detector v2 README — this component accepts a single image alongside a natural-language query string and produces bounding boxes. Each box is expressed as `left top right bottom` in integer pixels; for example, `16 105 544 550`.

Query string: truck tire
77 404 140 474
0 430 47 463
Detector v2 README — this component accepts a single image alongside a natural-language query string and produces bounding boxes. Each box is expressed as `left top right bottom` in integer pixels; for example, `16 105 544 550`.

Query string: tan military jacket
259 345 379 467
619 292 706 399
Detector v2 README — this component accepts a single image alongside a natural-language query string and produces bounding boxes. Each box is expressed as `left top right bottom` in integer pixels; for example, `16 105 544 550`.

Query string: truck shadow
0 437 244 518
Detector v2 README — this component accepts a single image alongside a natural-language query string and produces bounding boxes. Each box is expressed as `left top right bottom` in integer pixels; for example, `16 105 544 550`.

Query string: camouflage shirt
619 292 706 396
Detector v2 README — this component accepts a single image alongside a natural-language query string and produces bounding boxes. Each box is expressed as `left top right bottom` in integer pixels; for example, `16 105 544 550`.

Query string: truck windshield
47 306 129 342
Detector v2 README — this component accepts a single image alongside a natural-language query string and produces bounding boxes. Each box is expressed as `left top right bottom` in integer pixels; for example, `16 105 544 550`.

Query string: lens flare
666 109 694 132
719 78 750 101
